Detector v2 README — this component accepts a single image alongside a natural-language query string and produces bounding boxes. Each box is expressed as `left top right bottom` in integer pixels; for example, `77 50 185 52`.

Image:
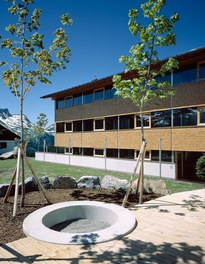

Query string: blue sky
0 0 205 125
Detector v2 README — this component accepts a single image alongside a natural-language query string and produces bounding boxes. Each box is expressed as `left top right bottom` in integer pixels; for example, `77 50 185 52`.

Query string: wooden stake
122 141 146 207
13 147 21 217
3 166 17 203
19 146 50 204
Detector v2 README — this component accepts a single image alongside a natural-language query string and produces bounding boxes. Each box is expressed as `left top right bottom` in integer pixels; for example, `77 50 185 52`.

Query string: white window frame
94 148 104 157
135 113 151 129
135 150 151 160
65 147 73 155
65 121 73 132
198 107 205 125
94 118 105 131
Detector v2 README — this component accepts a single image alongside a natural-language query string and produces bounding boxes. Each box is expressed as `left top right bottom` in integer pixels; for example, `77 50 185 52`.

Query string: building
41 47 205 181
0 121 19 155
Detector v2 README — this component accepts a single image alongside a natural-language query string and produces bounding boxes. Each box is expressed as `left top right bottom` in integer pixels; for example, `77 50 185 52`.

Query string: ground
0 189 160 244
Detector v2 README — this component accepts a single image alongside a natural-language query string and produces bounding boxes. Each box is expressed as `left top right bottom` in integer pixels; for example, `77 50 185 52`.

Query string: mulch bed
0 189 160 244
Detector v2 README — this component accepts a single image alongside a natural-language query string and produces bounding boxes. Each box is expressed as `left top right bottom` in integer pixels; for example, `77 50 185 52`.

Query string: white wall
0 140 15 154
35 152 176 179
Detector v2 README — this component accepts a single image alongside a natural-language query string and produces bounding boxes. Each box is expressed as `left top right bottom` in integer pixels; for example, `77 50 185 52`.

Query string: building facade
42 47 205 181
0 122 19 155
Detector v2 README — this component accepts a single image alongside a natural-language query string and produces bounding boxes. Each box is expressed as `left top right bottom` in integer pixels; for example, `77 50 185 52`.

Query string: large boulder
40 176 52 190
0 184 11 197
21 177 39 193
132 179 170 196
101 175 128 191
0 151 14 160
77 176 101 189
53 176 77 189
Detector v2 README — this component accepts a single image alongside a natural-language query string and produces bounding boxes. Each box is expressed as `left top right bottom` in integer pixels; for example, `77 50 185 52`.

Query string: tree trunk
20 95 25 208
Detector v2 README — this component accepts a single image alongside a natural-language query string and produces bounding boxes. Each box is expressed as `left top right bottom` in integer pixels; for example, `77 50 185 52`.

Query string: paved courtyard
0 189 205 263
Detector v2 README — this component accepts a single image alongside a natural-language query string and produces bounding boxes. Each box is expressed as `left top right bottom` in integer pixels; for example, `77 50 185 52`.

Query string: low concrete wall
35 152 176 179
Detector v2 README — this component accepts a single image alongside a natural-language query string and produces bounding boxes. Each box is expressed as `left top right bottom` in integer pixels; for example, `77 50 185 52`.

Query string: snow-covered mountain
0 108 54 137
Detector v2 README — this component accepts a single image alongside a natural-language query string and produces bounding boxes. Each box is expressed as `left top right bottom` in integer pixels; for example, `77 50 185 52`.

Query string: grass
0 158 204 193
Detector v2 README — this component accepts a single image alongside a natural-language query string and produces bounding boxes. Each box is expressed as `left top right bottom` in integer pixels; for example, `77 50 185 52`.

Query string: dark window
106 148 118 158
94 89 104 101
73 147 82 155
56 122 65 133
136 150 150 159
65 97 72 107
65 147 73 154
154 74 171 89
151 150 172 162
94 149 104 156
151 110 171 127
104 86 117 99
136 114 150 128
173 68 197 85
83 119 93 131
120 149 134 159
200 108 205 124
173 108 197 126
199 63 205 79
73 120 82 131
83 148 93 156
94 119 104 130
0 142 7 149
65 122 72 131
56 147 64 153
73 95 82 106
56 99 64 109
119 115 134 129
105 116 118 130
83 92 93 104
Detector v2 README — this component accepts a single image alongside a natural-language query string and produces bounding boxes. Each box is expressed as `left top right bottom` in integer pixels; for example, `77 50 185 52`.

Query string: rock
40 176 52 190
21 177 39 193
77 176 101 189
53 176 77 189
101 175 128 191
132 179 170 196
0 184 10 197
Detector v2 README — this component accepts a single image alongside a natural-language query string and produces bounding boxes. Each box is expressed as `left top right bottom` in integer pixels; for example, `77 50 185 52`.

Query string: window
83 92 93 104
94 119 104 130
119 149 134 159
199 108 205 124
65 97 72 107
151 110 171 127
83 119 93 131
173 108 197 127
73 94 82 106
104 86 117 100
105 116 118 130
83 148 93 156
73 120 82 132
65 147 73 154
73 147 83 155
119 115 134 129
65 122 73 132
151 150 172 162
94 149 104 156
94 89 104 101
56 122 65 133
136 114 150 128
199 63 205 79
56 99 64 109
173 68 197 85
135 150 150 160
0 142 7 149
106 148 118 158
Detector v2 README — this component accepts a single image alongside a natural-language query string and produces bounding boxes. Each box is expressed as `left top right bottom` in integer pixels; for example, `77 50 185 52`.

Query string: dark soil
0 189 160 244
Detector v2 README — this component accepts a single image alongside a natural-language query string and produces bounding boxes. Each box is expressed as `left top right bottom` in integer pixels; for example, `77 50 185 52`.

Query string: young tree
34 113 48 150
0 0 72 207
113 0 179 203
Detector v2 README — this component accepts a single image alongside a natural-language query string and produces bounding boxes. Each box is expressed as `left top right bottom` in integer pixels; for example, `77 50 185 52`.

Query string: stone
77 176 101 189
40 176 52 190
101 175 128 191
0 184 10 197
132 178 170 196
21 176 39 193
53 176 77 189
0 151 14 160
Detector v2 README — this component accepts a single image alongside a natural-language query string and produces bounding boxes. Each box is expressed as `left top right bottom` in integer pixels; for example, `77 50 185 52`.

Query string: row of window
56 63 205 110
61 147 172 162
56 107 205 133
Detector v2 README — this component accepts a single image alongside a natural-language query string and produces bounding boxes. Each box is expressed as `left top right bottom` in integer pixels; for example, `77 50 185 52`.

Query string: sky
0 0 205 126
